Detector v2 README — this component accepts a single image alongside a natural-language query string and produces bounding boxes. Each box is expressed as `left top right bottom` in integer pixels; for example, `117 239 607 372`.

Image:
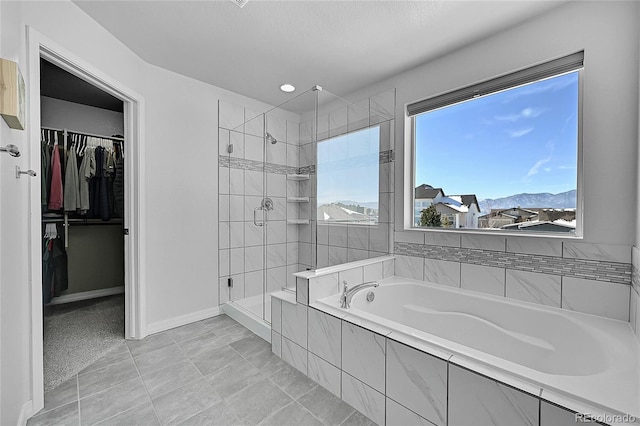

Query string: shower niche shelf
287 197 310 203
287 219 310 225
286 174 310 181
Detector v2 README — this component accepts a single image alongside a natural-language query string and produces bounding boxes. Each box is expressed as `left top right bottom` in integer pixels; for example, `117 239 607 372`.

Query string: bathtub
314 276 640 422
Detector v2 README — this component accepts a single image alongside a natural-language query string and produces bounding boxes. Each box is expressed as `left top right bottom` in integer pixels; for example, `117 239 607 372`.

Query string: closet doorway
27 27 145 414
40 57 127 392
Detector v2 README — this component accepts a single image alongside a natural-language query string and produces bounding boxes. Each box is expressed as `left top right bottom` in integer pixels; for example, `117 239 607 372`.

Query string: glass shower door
233 112 267 321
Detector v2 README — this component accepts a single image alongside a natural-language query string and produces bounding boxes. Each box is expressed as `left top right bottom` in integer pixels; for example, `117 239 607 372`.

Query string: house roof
451 195 480 211
501 220 575 232
435 203 469 214
415 184 444 199
317 204 374 222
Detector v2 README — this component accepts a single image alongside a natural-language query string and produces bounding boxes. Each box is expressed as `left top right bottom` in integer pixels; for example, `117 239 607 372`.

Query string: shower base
222 294 271 342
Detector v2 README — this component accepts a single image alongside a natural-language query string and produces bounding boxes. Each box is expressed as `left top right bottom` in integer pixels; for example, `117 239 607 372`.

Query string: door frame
26 26 147 412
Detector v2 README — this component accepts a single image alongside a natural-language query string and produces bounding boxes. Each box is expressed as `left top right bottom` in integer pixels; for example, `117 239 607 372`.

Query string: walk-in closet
40 58 126 392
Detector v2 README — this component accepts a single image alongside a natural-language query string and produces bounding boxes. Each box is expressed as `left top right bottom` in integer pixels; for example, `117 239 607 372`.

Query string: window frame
405 53 585 238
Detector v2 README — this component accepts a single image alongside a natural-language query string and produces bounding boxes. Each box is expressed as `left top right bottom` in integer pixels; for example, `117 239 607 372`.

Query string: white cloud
496 107 545 122
526 156 551 178
502 76 576 103
509 127 533 138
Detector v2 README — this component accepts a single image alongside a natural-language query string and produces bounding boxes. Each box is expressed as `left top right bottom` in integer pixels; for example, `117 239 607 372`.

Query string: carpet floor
43 294 125 392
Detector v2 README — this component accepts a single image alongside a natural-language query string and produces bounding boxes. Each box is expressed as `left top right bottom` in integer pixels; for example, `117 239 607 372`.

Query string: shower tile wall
218 101 303 306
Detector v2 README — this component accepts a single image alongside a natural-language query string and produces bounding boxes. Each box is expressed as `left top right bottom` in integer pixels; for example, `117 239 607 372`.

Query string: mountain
331 200 379 210
478 190 576 214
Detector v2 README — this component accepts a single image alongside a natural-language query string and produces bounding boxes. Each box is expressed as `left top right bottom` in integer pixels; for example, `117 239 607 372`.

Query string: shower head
265 132 278 145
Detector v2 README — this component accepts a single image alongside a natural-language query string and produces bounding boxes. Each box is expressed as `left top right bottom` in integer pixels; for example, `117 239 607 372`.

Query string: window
409 52 583 234
317 126 380 224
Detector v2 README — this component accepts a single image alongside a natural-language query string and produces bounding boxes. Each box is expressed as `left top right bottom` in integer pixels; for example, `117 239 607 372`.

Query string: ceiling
73 0 566 110
41 58 124 112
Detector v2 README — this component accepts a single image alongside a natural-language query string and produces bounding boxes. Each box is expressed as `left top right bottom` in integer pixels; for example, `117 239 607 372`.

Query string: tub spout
340 280 379 309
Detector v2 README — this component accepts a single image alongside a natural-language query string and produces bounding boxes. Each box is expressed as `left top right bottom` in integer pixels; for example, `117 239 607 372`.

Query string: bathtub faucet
340 281 379 309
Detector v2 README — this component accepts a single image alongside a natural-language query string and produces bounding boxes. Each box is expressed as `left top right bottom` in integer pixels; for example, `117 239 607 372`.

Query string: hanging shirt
63 145 80 212
78 147 96 214
48 142 64 211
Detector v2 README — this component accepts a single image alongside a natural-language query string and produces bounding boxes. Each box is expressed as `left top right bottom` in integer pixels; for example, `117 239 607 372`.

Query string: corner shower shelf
286 174 310 181
287 219 310 225
287 197 310 203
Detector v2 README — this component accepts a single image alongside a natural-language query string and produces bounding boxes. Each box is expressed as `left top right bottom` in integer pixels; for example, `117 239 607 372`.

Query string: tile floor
28 315 375 426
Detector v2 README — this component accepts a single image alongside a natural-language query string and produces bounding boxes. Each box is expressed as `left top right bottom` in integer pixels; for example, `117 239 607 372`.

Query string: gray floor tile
298 385 355 426
79 377 150 426
177 400 239 426
213 323 256 343
167 322 211 343
28 401 78 426
229 334 270 358
127 332 174 358
190 344 240 376
205 358 263 398
269 365 317 399
200 314 239 331
78 357 139 399
152 378 222 426
178 331 228 358
245 347 289 377
79 343 131 375
226 378 292 425
340 410 377 426
134 343 187 376
142 359 203 399
259 401 323 426
95 401 160 426
43 375 78 413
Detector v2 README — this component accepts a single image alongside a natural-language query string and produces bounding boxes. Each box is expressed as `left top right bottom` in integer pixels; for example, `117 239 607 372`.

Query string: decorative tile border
218 155 298 175
632 264 639 294
219 149 394 176
394 241 631 285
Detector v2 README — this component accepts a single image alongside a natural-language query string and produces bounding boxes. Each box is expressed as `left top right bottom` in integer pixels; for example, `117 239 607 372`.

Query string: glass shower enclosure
219 86 395 329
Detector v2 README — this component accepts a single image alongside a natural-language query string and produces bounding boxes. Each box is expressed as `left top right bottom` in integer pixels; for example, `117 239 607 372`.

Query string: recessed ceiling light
228 0 249 8
280 84 295 93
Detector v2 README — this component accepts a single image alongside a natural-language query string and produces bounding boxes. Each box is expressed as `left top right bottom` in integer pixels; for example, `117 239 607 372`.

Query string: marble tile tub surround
394 232 633 322
294 255 395 306
271 295 633 426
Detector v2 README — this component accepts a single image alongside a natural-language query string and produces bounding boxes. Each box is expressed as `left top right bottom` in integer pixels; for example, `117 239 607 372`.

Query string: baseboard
18 400 34 426
47 286 125 305
145 306 221 336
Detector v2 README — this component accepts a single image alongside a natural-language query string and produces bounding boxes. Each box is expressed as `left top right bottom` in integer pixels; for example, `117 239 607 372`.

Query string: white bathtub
315 276 640 421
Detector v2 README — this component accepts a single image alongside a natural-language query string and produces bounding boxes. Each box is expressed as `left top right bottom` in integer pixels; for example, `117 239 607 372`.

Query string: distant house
500 220 576 233
414 185 480 228
317 203 376 224
433 195 481 229
478 207 576 230
414 184 445 225
478 207 539 229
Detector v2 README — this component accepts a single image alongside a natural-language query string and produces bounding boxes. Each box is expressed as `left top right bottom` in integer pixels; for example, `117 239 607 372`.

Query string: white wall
341 1 639 246
0 1 277 423
637 1 640 249
40 96 124 135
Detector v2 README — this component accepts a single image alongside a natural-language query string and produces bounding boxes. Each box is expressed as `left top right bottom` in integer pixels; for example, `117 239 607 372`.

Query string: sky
317 126 380 206
415 71 579 201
